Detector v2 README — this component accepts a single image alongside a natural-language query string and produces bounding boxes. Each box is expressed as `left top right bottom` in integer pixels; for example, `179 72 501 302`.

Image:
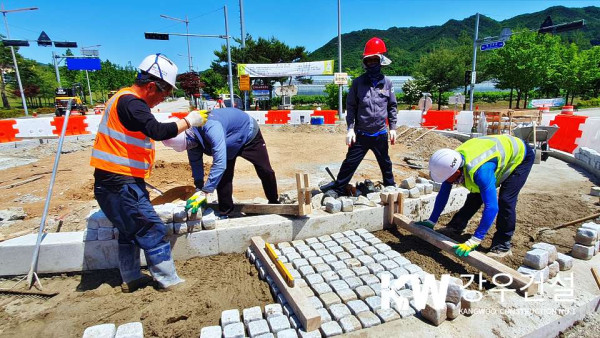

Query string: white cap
429 148 463 183
138 53 178 89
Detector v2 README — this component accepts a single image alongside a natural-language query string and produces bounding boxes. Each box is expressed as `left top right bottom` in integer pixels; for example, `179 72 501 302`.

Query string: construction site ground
0 123 598 337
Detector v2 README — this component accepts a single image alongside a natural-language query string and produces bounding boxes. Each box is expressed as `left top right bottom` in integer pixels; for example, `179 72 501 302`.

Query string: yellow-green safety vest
456 135 526 193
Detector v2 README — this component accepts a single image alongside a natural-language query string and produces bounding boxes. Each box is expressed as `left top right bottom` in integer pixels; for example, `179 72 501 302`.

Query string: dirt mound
0 254 273 338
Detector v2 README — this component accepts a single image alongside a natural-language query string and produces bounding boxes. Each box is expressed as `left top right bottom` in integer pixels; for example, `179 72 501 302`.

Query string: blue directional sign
481 41 505 51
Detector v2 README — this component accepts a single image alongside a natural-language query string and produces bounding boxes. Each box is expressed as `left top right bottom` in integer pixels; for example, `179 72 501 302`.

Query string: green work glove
453 237 481 257
415 219 435 230
185 191 207 214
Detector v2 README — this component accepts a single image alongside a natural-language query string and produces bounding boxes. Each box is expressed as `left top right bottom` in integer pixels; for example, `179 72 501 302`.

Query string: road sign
480 41 505 51
334 72 348 85
239 74 250 91
37 31 52 47
274 85 298 97
471 71 477 84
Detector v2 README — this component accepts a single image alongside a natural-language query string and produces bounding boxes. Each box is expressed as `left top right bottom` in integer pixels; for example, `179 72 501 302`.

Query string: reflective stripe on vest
90 88 155 178
457 135 525 192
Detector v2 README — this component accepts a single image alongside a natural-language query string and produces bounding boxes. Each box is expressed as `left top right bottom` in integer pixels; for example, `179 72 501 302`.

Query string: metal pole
2 12 28 116
469 13 479 111
185 15 192 72
85 70 93 105
52 51 62 87
224 5 235 107
27 99 73 289
337 0 343 120
240 0 247 110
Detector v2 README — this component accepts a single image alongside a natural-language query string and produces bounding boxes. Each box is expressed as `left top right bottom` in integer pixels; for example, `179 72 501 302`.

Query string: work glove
346 128 356 146
453 237 481 257
415 219 435 230
389 129 397 145
185 191 208 214
184 110 209 127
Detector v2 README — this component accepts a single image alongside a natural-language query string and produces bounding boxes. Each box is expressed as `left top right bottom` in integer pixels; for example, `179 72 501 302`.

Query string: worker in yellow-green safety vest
415 135 535 258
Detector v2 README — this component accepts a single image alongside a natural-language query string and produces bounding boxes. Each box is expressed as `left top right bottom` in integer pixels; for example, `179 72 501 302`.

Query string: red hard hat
363 37 387 57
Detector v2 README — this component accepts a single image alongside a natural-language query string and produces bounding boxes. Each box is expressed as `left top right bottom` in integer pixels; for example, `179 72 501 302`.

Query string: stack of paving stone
398 177 435 199
517 243 561 283
420 277 476 326
574 147 600 170
571 222 600 260
203 228 434 337
84 203 218 242
82 322 143 338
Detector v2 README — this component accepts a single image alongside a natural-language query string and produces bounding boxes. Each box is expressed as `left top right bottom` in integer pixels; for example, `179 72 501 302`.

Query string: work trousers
217 130 279 215
332 132 395 194
447 144 535 250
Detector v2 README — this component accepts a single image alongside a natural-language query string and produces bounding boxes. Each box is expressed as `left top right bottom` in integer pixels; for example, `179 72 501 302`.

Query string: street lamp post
160 14 192 72
1 5 38 116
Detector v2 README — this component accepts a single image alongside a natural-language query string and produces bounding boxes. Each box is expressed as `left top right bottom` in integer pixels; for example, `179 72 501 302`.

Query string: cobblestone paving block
345 258 362 268
243 306 263 325
532 242 558 263
281 247 297 256
329 246 344 255
362 246 379 256
371 283 382 296
556 252 574 271
354 241 369 249
391 256 410 268
296 244 311 253
308 295 324 309
347 299 370 315
321 270 339 283
297 329 321 338
367 263 384 275
336 288 358 303
365 295 381 311
321 254 337 264
318 307 332 323
384 251 401 259
329 303 351 321
322 240 338 249
329 279 350 292
339 315 362 333
352 266 370 276
299 265 316 277
374 243 392 253
223 322 245 338
330 233 344 240
380 260 399 271
268 315 291 333
310 242 326 251
221 309 241 326
318 235 333 243
304 237 319 245
306 273 325 287
337 268 356 279
293 258 309 269
343 230 356 237
372 253 388 263
421 299 447 326
314 263 332 273
360 274 380 286
335 237 351 245
319 292 342 308
286 252 301 262
277 242 291 249
348 249 364 258
571 243 594 260
315 248 331 257
548 260 560 279
366 237 382 245
335 252 352 261
446 302 461 320
265 304 283 319
375 308 400 323
319 321 343 337
360 232 375 240
446 282 463 304
357 255 375 266
308 257 325 266
346 276 364 289
291 240 305 247
342 243 357 251
248 319 270 338
312 282 333 295
404 264 422 274
289 269 302 280
199 326 222 338
357 311 382 328
523 248 549 270
276 329 298 338
301 250 318 259
83 324 116 338
355 285 376 300
329 261 347 271
347 235 362 243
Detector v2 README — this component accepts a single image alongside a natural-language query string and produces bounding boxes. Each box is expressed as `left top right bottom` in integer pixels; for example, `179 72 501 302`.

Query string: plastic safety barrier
266 110 291 124
51 116 90 136
422 110 456 130
0 120 19 143
548 114 588 153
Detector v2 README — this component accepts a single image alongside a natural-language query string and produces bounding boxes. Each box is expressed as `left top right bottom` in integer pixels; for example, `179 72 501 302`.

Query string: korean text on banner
238 60 334 77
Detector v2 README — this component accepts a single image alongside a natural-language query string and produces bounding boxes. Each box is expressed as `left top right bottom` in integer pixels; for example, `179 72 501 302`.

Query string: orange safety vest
90 87 155 179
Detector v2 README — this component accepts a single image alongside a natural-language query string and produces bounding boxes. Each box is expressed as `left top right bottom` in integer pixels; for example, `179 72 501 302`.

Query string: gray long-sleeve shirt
346 73 397 134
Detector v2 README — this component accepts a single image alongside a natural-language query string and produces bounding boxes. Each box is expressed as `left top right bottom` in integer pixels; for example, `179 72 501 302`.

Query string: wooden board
206 203 299 215
251 236 321 331
394 214 538 296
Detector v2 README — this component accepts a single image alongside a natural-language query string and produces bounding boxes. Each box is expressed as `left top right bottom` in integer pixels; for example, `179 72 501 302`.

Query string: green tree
401 79 426 106
199 68 227 98
0 35 17 108
414 47 464 109
579 46 600 99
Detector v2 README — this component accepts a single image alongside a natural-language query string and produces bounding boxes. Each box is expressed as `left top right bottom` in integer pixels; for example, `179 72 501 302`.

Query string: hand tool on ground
150 185 196 205
592 267 600 290
146 182 164 196
26 99 76 291
536 212 600 237
412 126 437 142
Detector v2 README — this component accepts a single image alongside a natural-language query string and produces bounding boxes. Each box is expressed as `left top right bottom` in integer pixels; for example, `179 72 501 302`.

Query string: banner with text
238 60 334 77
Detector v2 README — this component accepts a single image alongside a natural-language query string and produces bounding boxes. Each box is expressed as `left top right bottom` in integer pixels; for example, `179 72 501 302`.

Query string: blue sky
3 0 596 73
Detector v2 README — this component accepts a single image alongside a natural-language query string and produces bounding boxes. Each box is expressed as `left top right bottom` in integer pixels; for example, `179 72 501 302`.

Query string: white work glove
346 128 356 146
184 110 209 127
389 129 397 145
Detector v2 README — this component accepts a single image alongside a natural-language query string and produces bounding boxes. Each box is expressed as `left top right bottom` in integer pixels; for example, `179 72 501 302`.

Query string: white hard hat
138 53 178 89
429 149 463 183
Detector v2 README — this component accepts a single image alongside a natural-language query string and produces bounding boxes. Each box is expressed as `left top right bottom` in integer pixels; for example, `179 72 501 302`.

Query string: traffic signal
2 39 30 47
539 20 585 34
144 32 170 40
54 41 78 48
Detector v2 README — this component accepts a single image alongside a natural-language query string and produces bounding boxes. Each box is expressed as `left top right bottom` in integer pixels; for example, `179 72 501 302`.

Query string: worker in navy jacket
163 108 279 216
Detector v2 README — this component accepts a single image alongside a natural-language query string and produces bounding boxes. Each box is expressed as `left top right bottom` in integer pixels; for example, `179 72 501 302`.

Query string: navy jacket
346 73 398 134
186 108 257 193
